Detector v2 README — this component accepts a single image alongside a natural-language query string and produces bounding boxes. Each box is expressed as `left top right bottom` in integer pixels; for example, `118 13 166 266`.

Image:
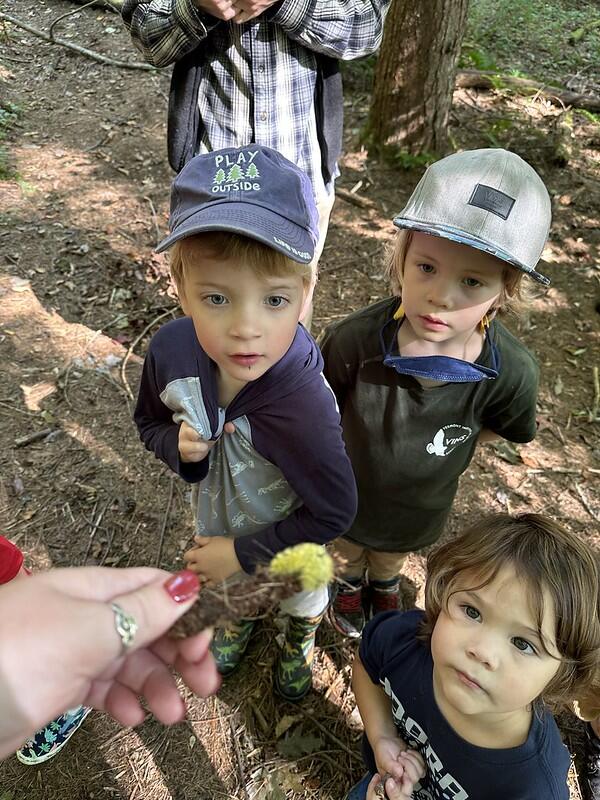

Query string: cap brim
156 202 315 264
393 217 550 286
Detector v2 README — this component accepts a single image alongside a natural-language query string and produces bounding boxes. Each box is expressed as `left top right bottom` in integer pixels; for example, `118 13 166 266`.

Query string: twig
14 428 55 448
81 500 111 564
247 699 269 736
144 196 161 243
229 718 249 800
591 365 599 422
49 0 97 40
574 483 600 523
0 12 155 71
288 706 361 760
0 400 36 417
120 307 177 400
155 476 175 567
527 467 582 475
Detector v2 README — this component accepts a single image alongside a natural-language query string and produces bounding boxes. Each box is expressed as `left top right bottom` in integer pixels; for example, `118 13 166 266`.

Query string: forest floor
0 0 599 798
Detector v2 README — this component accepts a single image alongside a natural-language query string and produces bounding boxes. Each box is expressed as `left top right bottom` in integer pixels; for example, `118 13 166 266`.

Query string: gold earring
478 314 490 334
393 303 405 321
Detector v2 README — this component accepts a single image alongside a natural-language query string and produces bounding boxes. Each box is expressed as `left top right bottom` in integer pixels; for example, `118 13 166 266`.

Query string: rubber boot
275 612 324 701
210 618 257 676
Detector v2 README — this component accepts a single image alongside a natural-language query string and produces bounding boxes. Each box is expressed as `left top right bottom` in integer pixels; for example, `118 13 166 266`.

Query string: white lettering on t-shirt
382 677 468 800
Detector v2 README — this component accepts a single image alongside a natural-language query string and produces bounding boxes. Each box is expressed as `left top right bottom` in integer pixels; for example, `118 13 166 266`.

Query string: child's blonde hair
170 232 312 294
384 230 536 316
421 513 600 712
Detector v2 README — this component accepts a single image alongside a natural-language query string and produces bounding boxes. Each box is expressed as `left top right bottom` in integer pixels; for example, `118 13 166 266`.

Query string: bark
367 0 469 156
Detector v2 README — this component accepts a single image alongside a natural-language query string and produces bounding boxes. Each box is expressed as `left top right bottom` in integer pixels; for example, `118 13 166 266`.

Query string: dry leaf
275 714 301 739
554 376 563 396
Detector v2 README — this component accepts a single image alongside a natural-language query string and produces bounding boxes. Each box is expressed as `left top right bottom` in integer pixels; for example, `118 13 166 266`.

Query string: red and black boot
328 578 366 639
370 577 400 617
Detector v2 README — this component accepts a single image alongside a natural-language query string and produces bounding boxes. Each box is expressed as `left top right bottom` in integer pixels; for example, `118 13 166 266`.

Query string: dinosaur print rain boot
275 612 324 701
210 618 257 676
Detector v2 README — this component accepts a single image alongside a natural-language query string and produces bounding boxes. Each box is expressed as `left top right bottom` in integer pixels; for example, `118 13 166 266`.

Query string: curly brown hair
421 513 600 712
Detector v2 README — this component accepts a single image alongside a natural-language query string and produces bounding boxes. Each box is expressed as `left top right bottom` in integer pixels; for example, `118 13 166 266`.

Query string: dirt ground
0 1 599 798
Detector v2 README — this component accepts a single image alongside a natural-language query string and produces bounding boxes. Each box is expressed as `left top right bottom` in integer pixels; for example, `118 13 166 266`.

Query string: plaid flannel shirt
122 0 390 193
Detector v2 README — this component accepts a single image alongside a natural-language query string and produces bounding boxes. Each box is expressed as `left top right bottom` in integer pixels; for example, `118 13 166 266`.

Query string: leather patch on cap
468 184 515 220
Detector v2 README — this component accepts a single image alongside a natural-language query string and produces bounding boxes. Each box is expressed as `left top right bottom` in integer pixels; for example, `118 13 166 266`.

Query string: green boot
275 612 324 701
210 618 257 676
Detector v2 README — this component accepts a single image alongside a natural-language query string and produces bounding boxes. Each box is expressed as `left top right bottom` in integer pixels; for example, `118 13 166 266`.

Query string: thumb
223 421 236 435
193 535 211 546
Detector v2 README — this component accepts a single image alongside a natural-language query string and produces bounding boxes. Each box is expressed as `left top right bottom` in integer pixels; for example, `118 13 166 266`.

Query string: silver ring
110 602 138 653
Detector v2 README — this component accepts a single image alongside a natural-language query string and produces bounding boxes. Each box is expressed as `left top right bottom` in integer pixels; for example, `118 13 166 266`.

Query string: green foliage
576 108 600 125
463 0 600 84
341 53 377 93
391 148 437 170
0 100 22 180
483 116 515 147
460 44 497 71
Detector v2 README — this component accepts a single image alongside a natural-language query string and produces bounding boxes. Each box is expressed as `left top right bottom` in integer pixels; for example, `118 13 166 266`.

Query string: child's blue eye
207 294 227 305
463 277 482 288
512 637 536 655
419 263 435 274
462 604 481 621
266 295 287 308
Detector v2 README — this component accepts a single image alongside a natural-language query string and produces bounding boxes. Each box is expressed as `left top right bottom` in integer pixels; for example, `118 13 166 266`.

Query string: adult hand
178 421 235 463
232 0 279 24
193 0 236 21
0 566 220 759
184 535 241 583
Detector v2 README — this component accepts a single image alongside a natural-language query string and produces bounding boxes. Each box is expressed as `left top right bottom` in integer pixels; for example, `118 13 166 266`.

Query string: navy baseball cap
156 145 319 264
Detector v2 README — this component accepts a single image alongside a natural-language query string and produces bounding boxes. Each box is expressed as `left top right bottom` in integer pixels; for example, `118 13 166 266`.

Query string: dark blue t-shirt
359 610 570 800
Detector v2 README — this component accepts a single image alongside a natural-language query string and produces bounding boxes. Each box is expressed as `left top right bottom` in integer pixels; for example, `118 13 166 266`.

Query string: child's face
400 232 505 343
430 565 561 737
179 252 308 398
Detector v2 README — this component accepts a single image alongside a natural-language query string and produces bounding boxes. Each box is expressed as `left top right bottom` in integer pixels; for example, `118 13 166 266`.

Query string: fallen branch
14 428 56 448
456 69 600 112
336 186 376 210
0 11 155 71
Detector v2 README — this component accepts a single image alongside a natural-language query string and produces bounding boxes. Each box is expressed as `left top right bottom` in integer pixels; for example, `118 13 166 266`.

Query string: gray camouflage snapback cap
393 148 551 285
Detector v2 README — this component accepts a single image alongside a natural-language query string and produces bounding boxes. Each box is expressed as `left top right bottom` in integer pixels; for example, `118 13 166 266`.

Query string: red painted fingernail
164 570 200 603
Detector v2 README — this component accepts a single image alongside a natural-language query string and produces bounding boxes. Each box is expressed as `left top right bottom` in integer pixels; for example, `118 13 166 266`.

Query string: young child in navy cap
134 145 357 700
321 148 550 637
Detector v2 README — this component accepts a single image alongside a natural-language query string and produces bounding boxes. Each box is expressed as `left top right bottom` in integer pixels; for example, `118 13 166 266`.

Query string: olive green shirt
320 297 539 552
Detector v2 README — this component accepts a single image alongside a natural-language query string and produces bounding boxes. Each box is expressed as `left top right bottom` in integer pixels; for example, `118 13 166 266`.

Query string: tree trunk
367 0 469 156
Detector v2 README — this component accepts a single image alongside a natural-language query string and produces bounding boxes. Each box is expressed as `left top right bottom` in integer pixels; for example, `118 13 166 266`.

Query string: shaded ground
0 1 599 798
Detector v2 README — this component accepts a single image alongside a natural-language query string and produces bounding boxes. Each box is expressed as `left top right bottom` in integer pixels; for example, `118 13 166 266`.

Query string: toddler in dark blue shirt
349 513 600 800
